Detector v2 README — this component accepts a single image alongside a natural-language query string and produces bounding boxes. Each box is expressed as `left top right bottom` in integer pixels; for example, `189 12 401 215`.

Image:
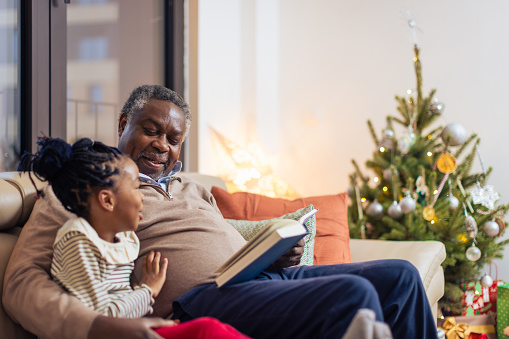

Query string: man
3 85 438 339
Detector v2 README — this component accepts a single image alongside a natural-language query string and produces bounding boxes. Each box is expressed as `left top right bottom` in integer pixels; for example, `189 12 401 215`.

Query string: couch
0 171 446 338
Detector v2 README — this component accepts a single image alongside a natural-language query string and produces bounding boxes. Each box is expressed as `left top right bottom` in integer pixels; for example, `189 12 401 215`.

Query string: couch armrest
350 239 446 289
350 239 446 322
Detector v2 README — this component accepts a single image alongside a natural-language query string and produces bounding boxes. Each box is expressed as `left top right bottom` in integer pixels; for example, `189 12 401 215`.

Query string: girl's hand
138 251 168 298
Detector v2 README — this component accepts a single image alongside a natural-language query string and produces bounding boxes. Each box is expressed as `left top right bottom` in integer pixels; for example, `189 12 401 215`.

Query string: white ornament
400 195 416 214
471 183 500 210
480 274 494 288
388 201 403 219
441 123 468 146
398 126 416 154
466 244 482 261
379 129 395 150
483 220 500 237
366 200 383 217
465 216 478 238
383 168 398 182
446 196 459 210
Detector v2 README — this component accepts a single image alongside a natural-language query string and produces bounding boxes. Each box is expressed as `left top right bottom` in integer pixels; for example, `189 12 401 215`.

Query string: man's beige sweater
3 175 246 339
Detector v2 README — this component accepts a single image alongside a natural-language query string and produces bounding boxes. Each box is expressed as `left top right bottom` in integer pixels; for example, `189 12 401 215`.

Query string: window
78 36 108 60
0 0 20 171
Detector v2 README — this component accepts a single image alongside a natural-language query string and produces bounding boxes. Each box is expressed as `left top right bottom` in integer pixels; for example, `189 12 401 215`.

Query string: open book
215 208 318 287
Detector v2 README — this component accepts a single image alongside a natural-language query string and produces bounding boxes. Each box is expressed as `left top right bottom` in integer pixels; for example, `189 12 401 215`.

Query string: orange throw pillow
211 186 351 265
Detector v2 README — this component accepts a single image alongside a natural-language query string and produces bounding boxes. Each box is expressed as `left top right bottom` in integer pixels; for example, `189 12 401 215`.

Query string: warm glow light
373 177 379 183
210 127 298 198
383 186 388 192
434 190 438 195
379 147 385 152
431 220 435 224
361 197 366 202
427 152 433 157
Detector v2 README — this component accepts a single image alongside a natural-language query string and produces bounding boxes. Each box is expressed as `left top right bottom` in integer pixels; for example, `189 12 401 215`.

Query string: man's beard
134 151 170 181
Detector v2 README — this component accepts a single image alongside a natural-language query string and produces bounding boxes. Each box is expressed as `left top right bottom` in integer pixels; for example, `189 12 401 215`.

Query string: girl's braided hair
19 137 123 218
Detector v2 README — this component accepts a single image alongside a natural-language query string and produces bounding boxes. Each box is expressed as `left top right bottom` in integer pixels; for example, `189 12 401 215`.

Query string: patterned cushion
225 205 316 266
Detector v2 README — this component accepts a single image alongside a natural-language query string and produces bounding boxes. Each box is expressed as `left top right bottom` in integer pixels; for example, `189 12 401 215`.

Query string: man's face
117 99 186 180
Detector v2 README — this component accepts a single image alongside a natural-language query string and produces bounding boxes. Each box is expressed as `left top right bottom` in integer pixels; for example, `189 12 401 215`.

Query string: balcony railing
67 98 118 147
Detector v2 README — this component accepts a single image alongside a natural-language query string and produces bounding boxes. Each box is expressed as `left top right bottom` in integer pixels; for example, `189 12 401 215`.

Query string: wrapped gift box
437 314 496 339
461 279 505 316
498 283 509 339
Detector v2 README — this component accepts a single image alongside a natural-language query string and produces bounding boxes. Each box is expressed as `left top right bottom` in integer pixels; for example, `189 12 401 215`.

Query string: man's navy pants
173 259 438 339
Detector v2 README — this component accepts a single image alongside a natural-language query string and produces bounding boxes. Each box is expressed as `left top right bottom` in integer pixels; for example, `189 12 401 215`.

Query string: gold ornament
423 206 436 221
437 153 458 174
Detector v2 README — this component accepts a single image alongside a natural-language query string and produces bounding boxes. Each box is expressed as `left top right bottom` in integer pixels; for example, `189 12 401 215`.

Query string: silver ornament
347 185 355 197
465 216 478 238
430 101 445 115
466 244 481 261
446 196 459 210
441 123 468 146
480 274 494 288
400 195 416 214
383 168 398 182
366 200 383 217
388 201 403 219
483 220 500 237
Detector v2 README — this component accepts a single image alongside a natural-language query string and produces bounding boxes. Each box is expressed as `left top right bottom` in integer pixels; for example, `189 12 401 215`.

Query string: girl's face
111 157 144 232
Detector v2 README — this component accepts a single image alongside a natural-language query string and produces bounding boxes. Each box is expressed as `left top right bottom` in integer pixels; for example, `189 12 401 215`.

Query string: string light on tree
430 97 445 115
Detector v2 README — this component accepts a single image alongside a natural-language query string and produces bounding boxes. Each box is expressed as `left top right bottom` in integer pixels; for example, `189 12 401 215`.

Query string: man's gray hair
121 85 192 139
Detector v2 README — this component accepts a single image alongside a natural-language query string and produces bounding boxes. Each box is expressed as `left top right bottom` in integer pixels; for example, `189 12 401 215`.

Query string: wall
196 0 509 280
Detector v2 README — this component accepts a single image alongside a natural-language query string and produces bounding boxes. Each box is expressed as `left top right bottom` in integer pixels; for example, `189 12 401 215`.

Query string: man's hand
272 238 305 270
88 315 178 339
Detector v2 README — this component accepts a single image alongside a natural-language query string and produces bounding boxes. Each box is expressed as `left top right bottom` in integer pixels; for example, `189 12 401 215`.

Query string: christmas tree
348 45 509 316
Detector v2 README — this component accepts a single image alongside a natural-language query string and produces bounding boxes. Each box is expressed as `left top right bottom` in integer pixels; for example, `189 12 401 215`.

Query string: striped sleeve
51 231 154 318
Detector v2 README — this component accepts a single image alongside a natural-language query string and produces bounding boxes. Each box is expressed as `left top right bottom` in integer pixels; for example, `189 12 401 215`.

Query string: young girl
20 137 250 339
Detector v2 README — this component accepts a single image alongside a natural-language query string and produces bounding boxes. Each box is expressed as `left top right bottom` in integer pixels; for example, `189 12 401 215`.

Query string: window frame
19 0 184 162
